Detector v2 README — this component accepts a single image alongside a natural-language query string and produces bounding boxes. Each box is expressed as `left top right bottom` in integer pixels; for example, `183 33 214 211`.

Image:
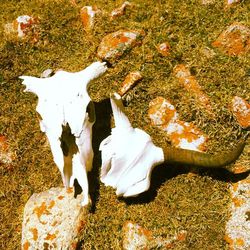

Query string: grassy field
0 0 249 249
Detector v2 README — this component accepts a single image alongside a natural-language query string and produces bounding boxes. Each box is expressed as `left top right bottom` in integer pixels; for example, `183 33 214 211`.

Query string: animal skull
100 93 246 197
20 61 107 206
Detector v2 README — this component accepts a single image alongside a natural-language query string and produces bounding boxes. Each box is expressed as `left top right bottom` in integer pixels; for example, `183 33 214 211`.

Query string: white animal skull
99 93 165 197
20 61 107 206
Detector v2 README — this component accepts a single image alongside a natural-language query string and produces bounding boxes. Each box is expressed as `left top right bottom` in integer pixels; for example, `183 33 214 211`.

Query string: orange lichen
0 134 15 165
173 64 213 115
45 233 57 241
232 164 248 174
157 42 171 56
232 197 245 207
164 120 207 152
48 200 55 209
109 34 130 48
212 23 250 55
165 243 175 249
33 202 51 220
137 226 152 239
118 71 142 96
80 6 98 31
23 241 30 250
97 30 145 61
232 183 239 192
77 219 86 233
235 238 245 246
29 228 38 241
224 234 234 245
148 97 177 126
177 231 187 241
58 195 64 200
66 187 73 193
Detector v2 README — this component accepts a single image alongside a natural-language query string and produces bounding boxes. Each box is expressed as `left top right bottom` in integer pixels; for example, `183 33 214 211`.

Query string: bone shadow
88 98 112 212
121 163 250 205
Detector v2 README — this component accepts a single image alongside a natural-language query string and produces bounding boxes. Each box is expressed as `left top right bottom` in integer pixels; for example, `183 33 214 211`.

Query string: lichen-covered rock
21 187 88 250
157 42 171 56
148 97 178 127
118 71 142 96
110 1 131 20
148 97 208 152
212 23 250 56
4 15 39 42
123 221 187 249
173 64 214 116
0 135 15 169
97 30 145 63
225 179 250 250
231 96 250 129
163 120 208 152
80 6 99 32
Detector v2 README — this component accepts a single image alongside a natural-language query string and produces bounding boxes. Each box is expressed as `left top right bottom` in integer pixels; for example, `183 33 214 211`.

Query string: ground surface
0 0 249 249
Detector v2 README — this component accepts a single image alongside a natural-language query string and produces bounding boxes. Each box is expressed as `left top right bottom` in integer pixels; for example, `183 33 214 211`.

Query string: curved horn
163 140 246 172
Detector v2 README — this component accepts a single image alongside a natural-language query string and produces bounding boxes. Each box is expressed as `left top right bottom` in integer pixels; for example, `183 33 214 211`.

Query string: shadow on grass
200 167 250 184
89 98 112 212
120 164 189 205
121 164 250 205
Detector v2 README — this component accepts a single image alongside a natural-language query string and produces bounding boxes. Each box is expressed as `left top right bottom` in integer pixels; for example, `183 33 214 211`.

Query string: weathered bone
20 61 107 206
100 92 246 197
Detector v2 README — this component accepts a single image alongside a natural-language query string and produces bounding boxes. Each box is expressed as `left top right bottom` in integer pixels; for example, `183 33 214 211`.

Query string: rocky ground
0 0 249 249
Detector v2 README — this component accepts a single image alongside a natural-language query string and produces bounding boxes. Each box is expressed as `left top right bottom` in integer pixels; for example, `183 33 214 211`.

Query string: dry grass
0 0 249 249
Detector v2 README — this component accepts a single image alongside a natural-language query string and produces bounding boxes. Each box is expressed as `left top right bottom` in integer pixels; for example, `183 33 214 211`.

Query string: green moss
0 0 249 249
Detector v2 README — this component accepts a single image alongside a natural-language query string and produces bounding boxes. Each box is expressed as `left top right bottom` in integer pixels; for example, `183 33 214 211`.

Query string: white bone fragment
20 61 107 206
99 93 164 197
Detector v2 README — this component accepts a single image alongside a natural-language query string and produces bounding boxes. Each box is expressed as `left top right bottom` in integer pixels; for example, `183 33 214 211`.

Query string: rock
148 97 178 127
231 96 250 129
110 1 131 20
123 221 187 249
226 0 241 6
164 120 208 152
212 23 250 56
97 30 145 63
40 69 53 78
173 64 214 116
201 47 216 58
225 179 250 250
118 71 142 96
80 6 99 32
157 42 171 56
4 15 39 42
148 97 208 152
21 187 88 250
0 135 15 169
